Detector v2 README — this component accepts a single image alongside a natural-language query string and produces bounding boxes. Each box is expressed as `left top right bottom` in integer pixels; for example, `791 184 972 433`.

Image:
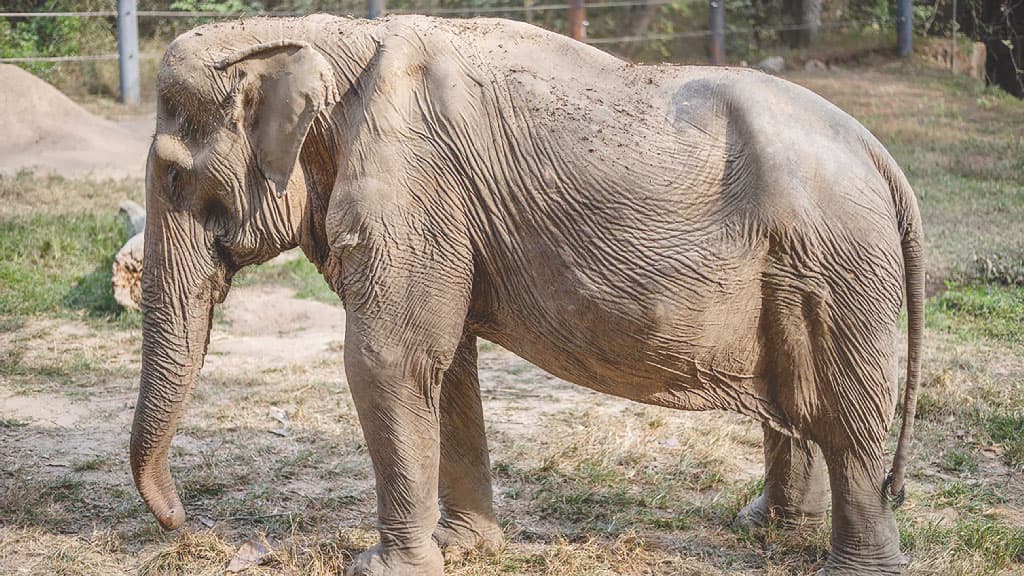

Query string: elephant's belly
473 290 779 423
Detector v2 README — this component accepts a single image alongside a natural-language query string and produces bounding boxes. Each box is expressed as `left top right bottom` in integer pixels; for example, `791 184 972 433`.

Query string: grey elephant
130 14 924 576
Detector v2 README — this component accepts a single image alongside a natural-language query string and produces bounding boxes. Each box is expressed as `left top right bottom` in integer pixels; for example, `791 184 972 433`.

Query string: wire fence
0 0 900 59
0 0 906 101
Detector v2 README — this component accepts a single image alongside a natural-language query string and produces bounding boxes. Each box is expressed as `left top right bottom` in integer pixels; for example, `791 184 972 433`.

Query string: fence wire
1 4 899 65
4 1 684 18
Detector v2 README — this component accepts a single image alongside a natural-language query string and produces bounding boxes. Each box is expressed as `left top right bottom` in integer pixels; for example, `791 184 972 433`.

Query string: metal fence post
896 0 912 56
709 0 724 65
368 0 385 19
569 0 586 41
117 0 140 105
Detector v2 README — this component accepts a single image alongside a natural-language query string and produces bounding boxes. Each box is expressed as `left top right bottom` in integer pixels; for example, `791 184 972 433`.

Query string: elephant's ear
215 40 339 197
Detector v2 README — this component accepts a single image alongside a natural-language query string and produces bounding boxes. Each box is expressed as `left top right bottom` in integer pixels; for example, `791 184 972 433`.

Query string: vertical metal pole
896 0 912 57
368 0 385 19
709 0 725 65
568 0 586 41
117 0 140 105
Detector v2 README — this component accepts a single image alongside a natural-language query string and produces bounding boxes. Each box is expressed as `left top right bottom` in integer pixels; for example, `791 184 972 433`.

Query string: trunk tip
154 500 186 531
133 463 187 531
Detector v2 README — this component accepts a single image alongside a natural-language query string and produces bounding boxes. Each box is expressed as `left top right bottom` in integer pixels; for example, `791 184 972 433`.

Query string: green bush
0 0 117 95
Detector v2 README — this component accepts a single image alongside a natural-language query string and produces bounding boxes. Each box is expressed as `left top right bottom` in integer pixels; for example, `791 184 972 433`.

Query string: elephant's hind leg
757 250 905 573
810 303 905 572
817 440 905 575
735 423 829 531
435 333 504 555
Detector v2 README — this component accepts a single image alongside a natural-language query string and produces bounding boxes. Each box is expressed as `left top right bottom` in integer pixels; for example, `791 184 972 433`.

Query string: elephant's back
651 67 904 272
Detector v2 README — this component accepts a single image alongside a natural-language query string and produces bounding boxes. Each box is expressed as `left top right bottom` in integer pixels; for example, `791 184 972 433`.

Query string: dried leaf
225 536 272 573
269 407 290 425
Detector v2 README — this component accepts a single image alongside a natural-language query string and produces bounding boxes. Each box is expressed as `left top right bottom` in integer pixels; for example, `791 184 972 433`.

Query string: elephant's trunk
130 212 227 530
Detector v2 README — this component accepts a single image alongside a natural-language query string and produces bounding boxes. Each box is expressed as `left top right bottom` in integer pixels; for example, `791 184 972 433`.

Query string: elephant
130 14 924 576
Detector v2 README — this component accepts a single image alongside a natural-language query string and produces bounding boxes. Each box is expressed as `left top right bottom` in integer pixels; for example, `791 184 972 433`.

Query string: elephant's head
131 28 339 530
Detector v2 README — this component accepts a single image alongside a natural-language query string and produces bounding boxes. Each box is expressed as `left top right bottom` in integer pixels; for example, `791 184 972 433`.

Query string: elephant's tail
875 145 925 508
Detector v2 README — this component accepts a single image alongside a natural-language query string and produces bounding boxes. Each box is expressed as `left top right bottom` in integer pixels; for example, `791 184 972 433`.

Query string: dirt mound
0 64 150 179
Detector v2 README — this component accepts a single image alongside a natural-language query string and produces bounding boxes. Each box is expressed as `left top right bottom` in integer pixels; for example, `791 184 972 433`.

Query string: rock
755 56 785 74
804 58 827 71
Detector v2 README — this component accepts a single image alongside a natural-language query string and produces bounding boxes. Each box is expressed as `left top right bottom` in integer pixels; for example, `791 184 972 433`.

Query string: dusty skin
132 15 924 576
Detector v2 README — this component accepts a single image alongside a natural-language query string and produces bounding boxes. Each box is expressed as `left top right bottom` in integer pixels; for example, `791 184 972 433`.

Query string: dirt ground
1 57 1022 576
0 64 151 180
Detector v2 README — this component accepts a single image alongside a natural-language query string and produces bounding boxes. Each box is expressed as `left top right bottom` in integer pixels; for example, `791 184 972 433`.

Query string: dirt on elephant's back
0 64 150 179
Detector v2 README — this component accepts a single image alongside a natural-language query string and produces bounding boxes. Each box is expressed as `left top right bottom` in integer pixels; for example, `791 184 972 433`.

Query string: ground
1 56 1023 575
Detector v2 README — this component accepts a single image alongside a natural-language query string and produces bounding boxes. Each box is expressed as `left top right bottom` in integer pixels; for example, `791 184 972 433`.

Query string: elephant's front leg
435 333 503 554
344 330 447 576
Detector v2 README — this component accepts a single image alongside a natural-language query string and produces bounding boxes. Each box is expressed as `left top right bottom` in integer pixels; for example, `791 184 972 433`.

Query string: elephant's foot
346 542 444 576
734 494 827 532
433 513 504 556
815 551 909 575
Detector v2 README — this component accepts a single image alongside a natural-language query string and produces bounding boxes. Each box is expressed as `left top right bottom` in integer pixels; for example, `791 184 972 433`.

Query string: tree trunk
978 0 1024 98
113 231 145 310
782 0 822 48
113 200 147 310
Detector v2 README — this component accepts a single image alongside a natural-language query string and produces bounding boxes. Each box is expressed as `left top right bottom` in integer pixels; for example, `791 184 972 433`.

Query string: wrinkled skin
131 14 924 576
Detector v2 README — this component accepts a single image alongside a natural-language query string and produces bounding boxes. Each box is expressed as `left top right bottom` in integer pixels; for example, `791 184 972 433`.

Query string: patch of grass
0 212 129 317
939 448 979 475
0 418 28 429
901 516 1024 573
926 283 1024 344
960 253 1024 287
234 256 336 304
985 411 1024 470
0 473 88 530
72 456 112 473
0 172 143 219
952 519 1024 569
914 369 972 422
932 481 1004 514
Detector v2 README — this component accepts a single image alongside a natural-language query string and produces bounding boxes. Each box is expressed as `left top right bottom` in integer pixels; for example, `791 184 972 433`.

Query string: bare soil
0 64 151 179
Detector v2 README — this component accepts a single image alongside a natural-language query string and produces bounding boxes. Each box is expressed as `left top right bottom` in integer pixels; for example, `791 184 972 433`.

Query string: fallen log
113 200 146 311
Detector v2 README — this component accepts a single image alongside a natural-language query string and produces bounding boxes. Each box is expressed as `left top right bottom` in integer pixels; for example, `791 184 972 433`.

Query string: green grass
932 481 1004 514
951 519 1024 570
985 412 1024 470
926 283 1024 344
234 256 336 304
71 456 111 473
939 448 979 475
901 517 1024 573
0 212 129 317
